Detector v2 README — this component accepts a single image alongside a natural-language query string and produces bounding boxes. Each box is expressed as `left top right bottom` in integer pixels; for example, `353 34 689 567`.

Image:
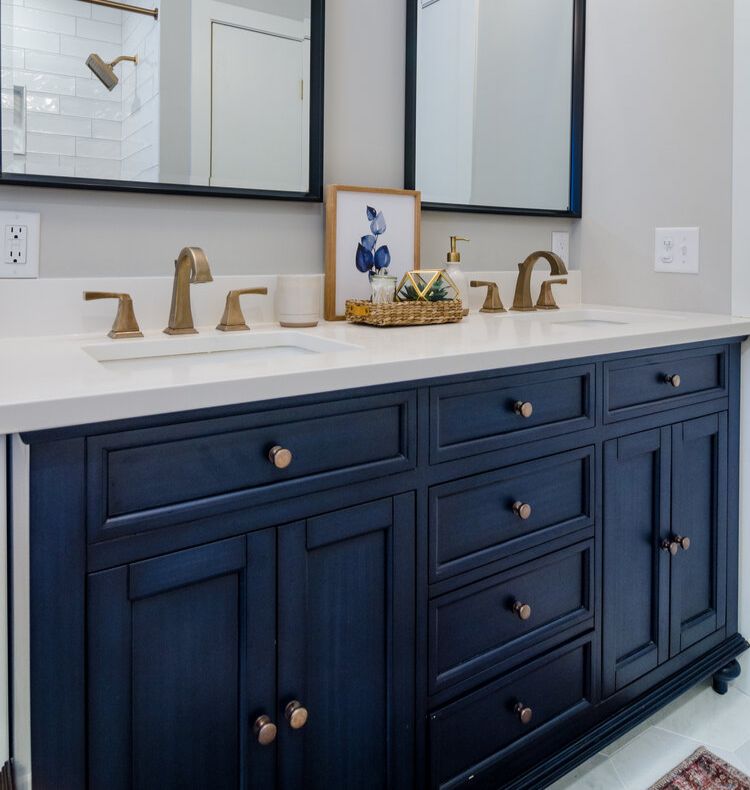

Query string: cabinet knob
285 700 309 730
514 703 533 725
253 714 277 746
268 445 293 469
514 401 534 418
661 539 679 556
675 535 691 551
512 501 533 520
513 601 532 621
664 373 682 388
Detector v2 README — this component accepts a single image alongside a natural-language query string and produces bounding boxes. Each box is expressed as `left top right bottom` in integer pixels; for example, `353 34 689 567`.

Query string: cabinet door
277 495 416 790
670 413 728 655
603 428 671 696
87 531 277 790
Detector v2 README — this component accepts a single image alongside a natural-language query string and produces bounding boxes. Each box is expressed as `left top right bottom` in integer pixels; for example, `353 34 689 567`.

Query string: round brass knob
514 703 533 725
513 601 532 621
514 401 534 418
512 501 532 520
665 374 682 389
253 714 277 746
285 700 309 730
268 445 293 469
676 535 691 551
662 539 679 556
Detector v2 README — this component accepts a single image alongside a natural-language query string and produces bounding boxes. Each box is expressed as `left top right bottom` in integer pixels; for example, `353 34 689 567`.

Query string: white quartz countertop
1 304 749 435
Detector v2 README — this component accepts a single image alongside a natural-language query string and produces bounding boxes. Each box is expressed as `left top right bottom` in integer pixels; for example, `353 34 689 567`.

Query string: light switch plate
655 227 699 274
551 231 569 266
0 211 39 278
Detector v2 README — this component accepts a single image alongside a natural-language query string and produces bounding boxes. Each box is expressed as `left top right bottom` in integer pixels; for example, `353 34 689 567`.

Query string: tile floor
548 678 750 789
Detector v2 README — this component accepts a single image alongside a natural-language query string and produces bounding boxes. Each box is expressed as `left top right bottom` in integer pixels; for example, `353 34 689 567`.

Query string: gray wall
577 0 734 314
0 0 570 279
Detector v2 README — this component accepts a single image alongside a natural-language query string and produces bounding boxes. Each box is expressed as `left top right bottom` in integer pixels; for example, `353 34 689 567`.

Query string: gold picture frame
325 185 421 321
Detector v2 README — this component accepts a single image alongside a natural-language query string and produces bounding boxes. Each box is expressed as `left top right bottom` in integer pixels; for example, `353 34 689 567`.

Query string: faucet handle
536 278 568 311
84 291 143 339
470 281 506 313
217 288 269 332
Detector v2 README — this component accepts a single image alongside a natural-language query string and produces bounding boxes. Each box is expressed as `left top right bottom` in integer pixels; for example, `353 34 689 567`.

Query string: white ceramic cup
275 275 321 327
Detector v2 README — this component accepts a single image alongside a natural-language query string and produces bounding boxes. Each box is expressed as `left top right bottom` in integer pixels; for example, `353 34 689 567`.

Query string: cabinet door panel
603 429 671 696
670 413 728 655
88 532 277 790
278 495 416 790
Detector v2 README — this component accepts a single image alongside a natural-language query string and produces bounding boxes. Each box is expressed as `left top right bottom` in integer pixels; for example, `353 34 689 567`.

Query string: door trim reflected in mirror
404 0 586 218
0 0 325 202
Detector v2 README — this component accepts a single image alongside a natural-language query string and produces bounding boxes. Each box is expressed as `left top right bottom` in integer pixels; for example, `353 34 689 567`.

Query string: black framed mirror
0 0 325 201
405 0 585 217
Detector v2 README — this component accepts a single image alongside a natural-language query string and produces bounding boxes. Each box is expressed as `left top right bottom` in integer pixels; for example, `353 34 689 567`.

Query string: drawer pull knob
514 401 534 418
664 373 682 388
512 501 533 520
513 601 532 621
285 700 309 730
268 445 293 469
676 535 691 551
662 535 691 555
514 703 533 725
253 714 277 746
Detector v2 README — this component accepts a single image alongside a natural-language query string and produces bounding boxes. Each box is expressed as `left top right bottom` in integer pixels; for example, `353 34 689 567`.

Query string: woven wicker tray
345 299 464 327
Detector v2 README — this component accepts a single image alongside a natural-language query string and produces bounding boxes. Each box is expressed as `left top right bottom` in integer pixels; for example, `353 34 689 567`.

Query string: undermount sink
82 331 361 372
548 309 688 327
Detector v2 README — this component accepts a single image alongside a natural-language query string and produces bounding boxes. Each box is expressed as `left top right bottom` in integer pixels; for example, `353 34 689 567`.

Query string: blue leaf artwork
355 206 391 276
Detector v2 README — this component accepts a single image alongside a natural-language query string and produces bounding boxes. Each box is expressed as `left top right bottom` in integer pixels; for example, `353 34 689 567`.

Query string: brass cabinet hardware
165 247 214 335
512 601 532 621
514 401 534 418
285 700 309 730
470 281 505 313
536 278 568 310
511 251 568 311
512 502 532 521
664 373 682 388
253 715 277 746
268 445 293 470
217 288 269 332
514 703 533 725
662 536 691 555
83 291 143 339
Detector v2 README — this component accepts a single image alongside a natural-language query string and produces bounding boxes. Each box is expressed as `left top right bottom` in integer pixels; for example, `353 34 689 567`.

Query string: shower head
86 53 138 91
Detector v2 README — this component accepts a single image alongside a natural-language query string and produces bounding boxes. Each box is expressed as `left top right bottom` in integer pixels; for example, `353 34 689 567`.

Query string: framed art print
325 185 421 320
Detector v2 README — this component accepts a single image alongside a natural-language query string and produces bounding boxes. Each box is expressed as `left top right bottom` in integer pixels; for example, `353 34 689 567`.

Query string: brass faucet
511 251 568 311
164 247 214 335
217 288 268 331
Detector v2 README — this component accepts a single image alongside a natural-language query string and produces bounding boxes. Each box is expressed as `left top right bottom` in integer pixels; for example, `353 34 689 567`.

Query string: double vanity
1 283 749 789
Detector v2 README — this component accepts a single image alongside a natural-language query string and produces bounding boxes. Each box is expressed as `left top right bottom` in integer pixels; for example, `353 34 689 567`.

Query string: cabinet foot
712 659 742 695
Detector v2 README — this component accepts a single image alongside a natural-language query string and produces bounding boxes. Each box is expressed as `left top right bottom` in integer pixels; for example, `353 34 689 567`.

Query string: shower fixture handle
84 291 143 339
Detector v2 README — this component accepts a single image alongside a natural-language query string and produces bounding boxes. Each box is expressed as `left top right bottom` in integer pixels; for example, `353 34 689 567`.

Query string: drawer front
429 541 593 695
87 391 416 541
430 364 594 463
429 447 593 582
429 638 594 790
604 345 727 422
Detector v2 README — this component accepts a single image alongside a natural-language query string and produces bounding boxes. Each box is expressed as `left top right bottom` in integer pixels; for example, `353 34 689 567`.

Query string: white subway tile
2 47 25 69
90 5 122 24
74 155 120 179
75 74 121 101
25 49 90 77
59 93 122 119
12 69 75 95
25 91 59 112
91 117 120 139
27 110 90 135
26 151 75 175
26 130 75 155
2 24 60 53
75 17 121 45
75 135 119 159
25 0 91 18
12 7 77 36
60 33 122 62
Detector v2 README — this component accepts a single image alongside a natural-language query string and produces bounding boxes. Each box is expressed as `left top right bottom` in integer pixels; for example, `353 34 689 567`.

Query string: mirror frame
0 0 325 202
404 0 586 218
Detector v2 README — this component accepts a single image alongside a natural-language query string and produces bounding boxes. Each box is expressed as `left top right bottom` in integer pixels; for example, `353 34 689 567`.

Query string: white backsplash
0 270 582 338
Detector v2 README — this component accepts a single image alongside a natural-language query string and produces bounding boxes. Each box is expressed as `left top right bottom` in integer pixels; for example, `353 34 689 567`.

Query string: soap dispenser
446 236 470 316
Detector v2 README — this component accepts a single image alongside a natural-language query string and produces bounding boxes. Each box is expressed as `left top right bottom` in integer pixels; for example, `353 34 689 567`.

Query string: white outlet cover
551 231 570 266
0 211 39 278
655 227 699 274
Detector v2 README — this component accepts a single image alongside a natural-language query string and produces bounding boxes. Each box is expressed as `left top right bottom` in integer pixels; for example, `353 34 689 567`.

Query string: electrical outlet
0 211 39 278
551 231 569 266
655 227 699 274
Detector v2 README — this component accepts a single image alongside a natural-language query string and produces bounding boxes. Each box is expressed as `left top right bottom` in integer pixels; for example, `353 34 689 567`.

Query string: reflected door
211 23 308 192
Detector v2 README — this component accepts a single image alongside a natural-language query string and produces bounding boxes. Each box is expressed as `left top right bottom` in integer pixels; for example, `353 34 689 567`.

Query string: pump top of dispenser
447 236 470 263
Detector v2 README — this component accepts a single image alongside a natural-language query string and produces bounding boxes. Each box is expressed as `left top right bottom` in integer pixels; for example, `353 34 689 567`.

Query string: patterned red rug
649 747 750 790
